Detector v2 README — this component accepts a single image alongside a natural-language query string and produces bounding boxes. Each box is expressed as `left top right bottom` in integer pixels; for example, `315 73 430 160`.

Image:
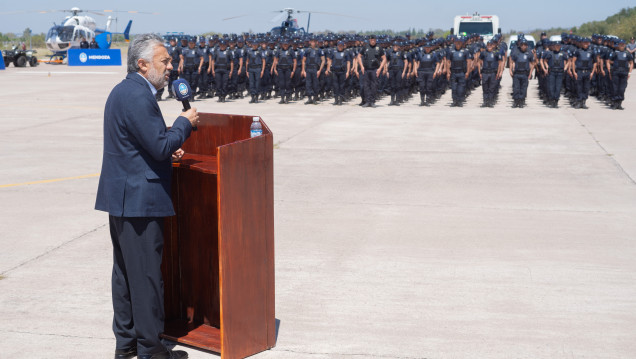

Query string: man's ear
138 58 149 73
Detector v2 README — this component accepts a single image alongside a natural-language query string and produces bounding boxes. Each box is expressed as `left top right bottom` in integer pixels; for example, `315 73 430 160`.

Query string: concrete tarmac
1 64 635 359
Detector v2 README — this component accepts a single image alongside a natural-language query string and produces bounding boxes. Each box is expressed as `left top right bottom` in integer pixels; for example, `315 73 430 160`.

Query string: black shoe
249 95 255 104
114 347 137 359
580 101 588 109
358 101 366 106
362 102 371 108
305 96 314 105
279 97 285 104
481 102 488 108
512 100 518 108
139 349 188 359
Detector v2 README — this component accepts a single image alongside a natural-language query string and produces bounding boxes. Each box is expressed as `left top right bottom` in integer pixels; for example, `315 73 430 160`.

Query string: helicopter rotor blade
222 13 256 21
270 12 287 23
296 10 369 21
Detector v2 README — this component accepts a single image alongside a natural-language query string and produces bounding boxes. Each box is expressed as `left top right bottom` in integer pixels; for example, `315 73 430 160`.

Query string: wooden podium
161 113 275 359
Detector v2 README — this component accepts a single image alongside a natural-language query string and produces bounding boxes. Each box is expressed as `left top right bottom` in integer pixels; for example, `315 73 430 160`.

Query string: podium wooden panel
161 113 275 359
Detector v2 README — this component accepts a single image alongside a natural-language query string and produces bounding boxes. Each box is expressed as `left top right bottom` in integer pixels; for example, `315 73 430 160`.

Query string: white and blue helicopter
43 7 136 61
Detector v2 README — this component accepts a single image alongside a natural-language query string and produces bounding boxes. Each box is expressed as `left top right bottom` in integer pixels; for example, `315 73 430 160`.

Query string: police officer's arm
528 56 535 80
509 55 515 77
402 56 408 78
260 53 266 78
326 55 332 75
179 54 184 74
377 54 387 77
357 52 365 74
345 57 351 78
292 58 297 78
210 52 216 77
465 57 473 79
238 56 243 75
571 55 578 79
496 56 504 79
272 53 279 75
207 53 212 74
318 54 325 77
229 53 234 78
198 55 204 74
301 55 307 77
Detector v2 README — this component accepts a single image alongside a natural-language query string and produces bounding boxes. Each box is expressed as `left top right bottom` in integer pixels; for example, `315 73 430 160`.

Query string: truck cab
451 13 501 43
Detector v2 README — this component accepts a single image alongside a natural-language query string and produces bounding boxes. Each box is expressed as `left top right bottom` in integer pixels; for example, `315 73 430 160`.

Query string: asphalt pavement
1 63 635 359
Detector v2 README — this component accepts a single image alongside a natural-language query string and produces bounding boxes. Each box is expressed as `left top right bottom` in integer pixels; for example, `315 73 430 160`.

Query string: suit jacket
95 73 192 217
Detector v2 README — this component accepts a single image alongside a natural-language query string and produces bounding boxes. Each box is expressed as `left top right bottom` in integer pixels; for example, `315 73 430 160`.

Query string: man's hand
172 148 185 162
182 108 199 128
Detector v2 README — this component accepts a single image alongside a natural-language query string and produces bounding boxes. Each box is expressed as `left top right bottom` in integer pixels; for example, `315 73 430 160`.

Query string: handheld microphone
172 78 196 131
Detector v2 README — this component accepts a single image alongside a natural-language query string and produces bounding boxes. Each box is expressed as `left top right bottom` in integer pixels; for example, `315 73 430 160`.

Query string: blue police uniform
447 45 472 106
212 46 233 101
328 46 352 105
543 46 568 107
510 48 534 107
608 47 633 109
303 46 324 104
246 47 265 102
275 46 296 103
479 48 502 107
414 48 439 105
180 46 201 101
572 44 595 108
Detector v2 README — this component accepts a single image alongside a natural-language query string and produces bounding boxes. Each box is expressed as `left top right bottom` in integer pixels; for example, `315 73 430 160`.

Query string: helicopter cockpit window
57 26 75 42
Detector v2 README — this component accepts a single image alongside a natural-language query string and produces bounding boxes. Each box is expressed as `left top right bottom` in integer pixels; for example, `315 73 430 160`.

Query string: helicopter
43 7 136 61
223 8 366 36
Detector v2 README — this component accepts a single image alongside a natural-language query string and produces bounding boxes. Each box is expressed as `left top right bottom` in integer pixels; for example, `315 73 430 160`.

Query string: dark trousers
305 68 319 96
512 72 529 100
332 71 346 98
611 71 629 101
547 71 564 101
361 70 378 104
248 68 261 95
482 72 497 101
181 67 198 100
261 66 272 94
277 67 292 96
110 216 166 356
229 68 239 94
450 72 466 101
389 68 403 95
198 65 209 93
215 68 229 97
576 70 591 100
417 71 434 97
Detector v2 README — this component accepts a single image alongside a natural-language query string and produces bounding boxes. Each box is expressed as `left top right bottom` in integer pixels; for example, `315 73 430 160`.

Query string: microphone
172 78 196 131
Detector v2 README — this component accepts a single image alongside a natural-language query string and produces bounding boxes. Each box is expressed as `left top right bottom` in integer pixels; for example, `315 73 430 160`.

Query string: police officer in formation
447 37 473 107
540 41 570 108
179 37 203 101
246 40 266 103
301 36 325 105
327 41 352 105
413 42 442 106
477 40 504 107
211 40 234 102
155 32 630 110
357 35 386 107
509 38 534 108
272 38 297 104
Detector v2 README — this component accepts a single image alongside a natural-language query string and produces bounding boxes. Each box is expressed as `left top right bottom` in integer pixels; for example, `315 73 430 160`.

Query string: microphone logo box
178 83 189 96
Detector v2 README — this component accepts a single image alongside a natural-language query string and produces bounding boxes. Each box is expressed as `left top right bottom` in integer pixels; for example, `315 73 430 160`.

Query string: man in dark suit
95 33 199 359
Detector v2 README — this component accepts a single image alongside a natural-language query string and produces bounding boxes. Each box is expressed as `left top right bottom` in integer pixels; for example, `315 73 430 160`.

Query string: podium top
179 113 271 156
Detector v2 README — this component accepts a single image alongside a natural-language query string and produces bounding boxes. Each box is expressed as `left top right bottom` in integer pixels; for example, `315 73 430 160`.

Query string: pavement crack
272 348 428 359
0 329 111 341
0 223 107 276
571 114 636 186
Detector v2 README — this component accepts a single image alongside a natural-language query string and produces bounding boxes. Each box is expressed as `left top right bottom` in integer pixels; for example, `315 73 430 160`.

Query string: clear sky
1 0 634 35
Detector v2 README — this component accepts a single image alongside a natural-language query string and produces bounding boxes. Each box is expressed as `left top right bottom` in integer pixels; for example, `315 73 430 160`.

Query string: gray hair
127 33 164 73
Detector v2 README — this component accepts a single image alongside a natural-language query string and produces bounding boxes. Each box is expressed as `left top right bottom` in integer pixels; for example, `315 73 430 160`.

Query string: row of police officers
158 32 632 110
